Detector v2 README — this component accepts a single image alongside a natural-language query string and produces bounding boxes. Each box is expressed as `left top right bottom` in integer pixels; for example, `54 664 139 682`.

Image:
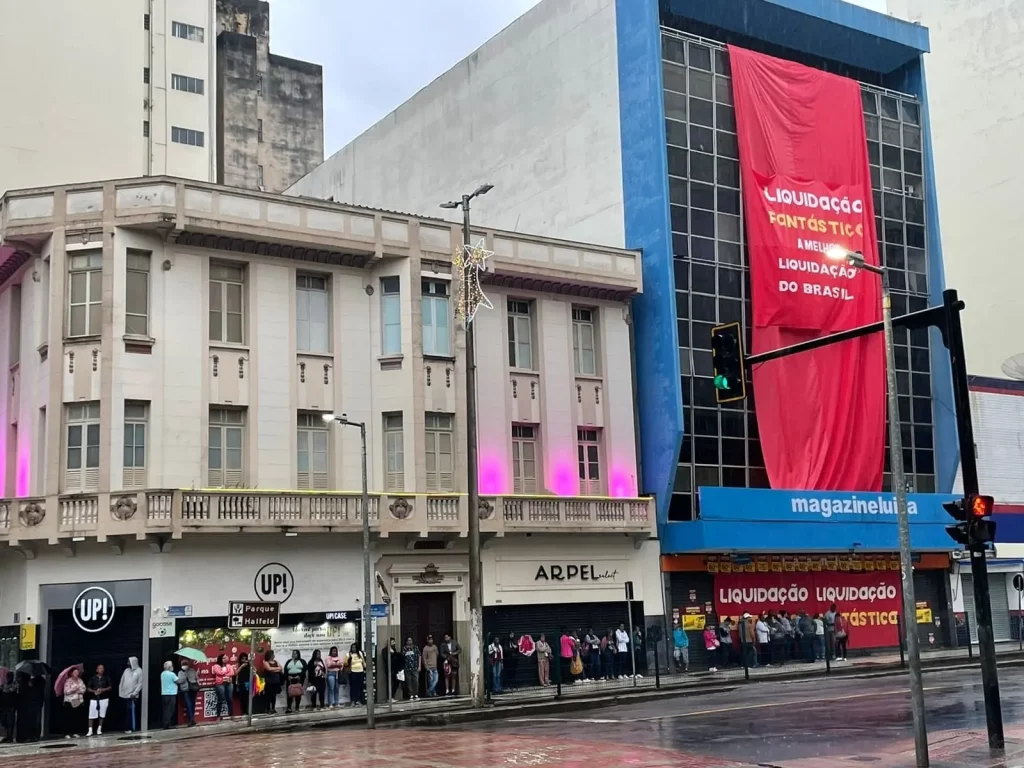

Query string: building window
507 300 533 369
171 74 205 95
64 402 100 492
67 250 102 338
296 274 329 353
381 276 401 355
258 118 263 142
577 427 602 496
171 21 204 42
123 401 148 489
144 13 150 30
8 284 21 368
125 250 150 336
209 263 245 344
171 126 205 147
257 165 264 188
256 74 264 97
384 412 404 491
143 67 150 84
421 279 451 356
143 120 150 138
209 408 245 488
297 413 329 490
512 425 538 494
425 413 454 492
572 307 597 376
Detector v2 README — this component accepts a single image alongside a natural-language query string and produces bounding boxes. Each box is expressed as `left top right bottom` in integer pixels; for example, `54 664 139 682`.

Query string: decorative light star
453 238 493 324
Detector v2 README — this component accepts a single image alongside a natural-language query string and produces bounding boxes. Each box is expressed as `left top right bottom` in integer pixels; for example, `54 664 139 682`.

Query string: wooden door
399 591 454 696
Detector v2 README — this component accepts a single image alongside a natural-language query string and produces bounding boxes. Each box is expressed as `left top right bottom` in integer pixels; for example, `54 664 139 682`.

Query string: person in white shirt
755 613 771 667
614 623 631 679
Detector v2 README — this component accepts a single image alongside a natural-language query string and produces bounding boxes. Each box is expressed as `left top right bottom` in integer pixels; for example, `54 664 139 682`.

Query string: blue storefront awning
660 487 959 554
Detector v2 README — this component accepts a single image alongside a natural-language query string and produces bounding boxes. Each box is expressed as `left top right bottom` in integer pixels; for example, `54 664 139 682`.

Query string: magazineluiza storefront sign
714 571 901 648
730 44 885 492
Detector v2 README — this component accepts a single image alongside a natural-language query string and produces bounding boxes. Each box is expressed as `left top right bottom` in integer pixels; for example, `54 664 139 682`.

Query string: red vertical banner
728 45 885 491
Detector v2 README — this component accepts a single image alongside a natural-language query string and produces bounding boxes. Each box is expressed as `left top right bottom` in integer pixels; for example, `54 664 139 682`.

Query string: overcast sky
271 0 889 158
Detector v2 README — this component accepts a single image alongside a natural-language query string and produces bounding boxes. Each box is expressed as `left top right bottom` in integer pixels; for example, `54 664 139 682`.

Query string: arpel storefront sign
533 564 620 582
714 570 902 648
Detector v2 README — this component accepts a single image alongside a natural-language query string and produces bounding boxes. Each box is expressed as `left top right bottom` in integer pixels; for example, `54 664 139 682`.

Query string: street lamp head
321 413 336 423
439 201 460 210
825 246 866 269
473 183 494 197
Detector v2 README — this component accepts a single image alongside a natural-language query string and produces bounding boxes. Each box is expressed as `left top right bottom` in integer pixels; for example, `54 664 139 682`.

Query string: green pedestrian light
710 322 747 404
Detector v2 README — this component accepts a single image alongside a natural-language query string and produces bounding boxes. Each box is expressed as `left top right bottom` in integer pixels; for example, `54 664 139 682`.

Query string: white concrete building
0 177 659 711
0 0 323 195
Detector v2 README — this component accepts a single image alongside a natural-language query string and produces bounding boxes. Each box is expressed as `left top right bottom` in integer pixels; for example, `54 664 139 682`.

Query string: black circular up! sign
73 586 116 633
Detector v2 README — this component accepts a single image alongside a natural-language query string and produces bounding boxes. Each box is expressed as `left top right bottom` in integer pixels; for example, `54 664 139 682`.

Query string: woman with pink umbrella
55 665 86 738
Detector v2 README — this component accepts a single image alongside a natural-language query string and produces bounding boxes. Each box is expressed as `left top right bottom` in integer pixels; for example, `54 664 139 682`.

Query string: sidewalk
485 640 1024 706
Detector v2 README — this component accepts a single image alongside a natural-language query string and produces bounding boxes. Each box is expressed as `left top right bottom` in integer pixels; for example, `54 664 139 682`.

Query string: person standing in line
633 627 646 676
262 650 282 715
602 630 616 680
813 613 826 661
558 629 575 685
326 647 343 708
768 612 786 667
211 653 236 720
176 659 199 726
798 612 816 663
535 634 552 686
824 603 838 660
422 635 440 697
16 676 43 743
717 617 734 669
584 627 601 681
503 632 520 692
703 623 719 672
0 671 16 743
755 613 771 667
119 657 144 732
61 667 87 738
284 650 307 713
159 661 178 729
614 622 631 679
440 633 461 696
834 611 850 661
739 613 757 668
234 653 252 717
383 638 404 701
86 663 111 737
307 650 326 710
487 635 504 694
672 622 690 673
403 637 421 700
344 643 366 706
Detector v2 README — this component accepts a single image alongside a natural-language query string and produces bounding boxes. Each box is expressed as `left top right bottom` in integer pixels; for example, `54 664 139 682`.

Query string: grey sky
271 0 889 157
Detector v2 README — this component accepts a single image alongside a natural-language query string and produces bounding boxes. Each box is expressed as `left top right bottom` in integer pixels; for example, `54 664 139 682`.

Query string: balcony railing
0 489 654 543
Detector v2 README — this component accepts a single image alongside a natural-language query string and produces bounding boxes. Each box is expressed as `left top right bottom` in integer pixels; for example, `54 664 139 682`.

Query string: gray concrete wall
263 54 324 193
287 0 624 248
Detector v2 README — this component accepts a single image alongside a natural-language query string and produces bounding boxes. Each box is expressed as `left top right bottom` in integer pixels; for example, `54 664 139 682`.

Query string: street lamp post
827 247 928 766
440 183 493 709
323 412 374 728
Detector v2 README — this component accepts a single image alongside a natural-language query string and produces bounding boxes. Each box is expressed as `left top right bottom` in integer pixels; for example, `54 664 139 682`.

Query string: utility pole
945 289 1003 750
440 184 493 708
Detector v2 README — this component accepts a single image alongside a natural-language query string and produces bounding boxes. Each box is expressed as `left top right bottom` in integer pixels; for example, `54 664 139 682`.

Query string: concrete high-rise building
0 0 322 195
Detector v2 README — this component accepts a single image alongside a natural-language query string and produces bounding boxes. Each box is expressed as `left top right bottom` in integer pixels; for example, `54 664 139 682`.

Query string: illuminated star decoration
453 239 493 324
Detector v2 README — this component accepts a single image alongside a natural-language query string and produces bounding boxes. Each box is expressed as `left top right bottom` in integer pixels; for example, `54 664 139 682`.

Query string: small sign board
624 581 635 601
150 616 176 639
1013 574 1024 593
370 603 389 619
229 600 281 629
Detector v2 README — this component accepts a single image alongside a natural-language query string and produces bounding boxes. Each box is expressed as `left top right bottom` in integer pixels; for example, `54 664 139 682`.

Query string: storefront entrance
47 605 144 736
400 591 453 697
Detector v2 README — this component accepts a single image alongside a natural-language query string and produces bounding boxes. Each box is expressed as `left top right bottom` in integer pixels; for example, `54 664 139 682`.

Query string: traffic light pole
944 289 1004 750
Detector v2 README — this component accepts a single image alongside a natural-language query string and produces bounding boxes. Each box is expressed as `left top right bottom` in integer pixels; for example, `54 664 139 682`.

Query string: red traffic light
968 494 994 519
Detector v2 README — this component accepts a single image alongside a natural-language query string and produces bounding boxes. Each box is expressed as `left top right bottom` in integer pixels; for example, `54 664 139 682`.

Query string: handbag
570 653 583 676
396 669 405 682
287 683 304 698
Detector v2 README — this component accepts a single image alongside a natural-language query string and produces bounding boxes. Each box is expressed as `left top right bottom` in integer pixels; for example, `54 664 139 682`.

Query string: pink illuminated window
577 428 602 496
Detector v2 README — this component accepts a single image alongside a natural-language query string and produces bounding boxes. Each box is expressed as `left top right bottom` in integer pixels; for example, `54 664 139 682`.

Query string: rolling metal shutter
961 573 1012 643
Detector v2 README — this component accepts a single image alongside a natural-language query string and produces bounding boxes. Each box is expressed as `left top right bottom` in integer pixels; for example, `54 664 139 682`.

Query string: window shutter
512 441 522 495
297 470 310 491
585 478 601 496
311 471 329 491
386 469 404 491
208 467 223 488
225 468 243 489
122 467 146 490
65 468 82 493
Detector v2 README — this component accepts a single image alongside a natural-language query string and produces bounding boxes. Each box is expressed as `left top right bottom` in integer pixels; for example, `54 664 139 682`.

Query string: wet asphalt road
463 665 1024 765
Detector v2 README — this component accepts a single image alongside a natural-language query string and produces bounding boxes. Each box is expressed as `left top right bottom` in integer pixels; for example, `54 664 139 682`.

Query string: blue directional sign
370 603 389 619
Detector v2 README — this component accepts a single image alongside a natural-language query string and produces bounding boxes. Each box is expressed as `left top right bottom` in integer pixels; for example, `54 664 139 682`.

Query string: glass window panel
666 119 687 149
902 124 921 151
689 97 714 127
663 36 685 65
718 298 741 324
664 91 687 122
694 465 720 488
70 306 86 336
880 96 899 120
861 90 878 115
691 237 715 262
867 141 880 166
901 100 920 125
670 205 688 233
226 313 243 343
715 104 736 132
721 438 745 466
689 152 715 182
716 131 738 159
906 225 925 249
714 75 732 105
667 147 688 177
717 187 740 215
690 182 715 211
717 213 740 243
716 157 739 187
692 294 716 322
670 177 687 205
226 283 242 312
883 169 903 191
882 144 902 169
903 150 922 176
864 115 879 142
719 268 741 298
694 437 719 464
718 241 741 265
689 123 714 152
89 272 101 301
67 446 82 470
662 63 686 94
88 304 101 335
70 272 87 303
692 263 715 294
226 427 242 449
905 197 924 225
713 48 730 75
688 43 712 71
691 209 715 238
881 119 901 145
226 447 243 470
126 271 148 316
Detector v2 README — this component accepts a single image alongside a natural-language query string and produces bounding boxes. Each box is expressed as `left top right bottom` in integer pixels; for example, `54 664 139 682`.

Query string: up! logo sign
254 563 294 604
73 586 116 633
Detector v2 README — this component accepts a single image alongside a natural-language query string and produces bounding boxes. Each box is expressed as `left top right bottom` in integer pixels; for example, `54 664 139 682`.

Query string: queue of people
673 603 851 673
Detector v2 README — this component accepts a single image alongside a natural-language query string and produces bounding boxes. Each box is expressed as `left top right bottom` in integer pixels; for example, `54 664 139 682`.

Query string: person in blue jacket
672 622 689 673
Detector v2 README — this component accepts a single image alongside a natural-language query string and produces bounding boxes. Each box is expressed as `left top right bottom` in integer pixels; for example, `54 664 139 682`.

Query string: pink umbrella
53 663 83 696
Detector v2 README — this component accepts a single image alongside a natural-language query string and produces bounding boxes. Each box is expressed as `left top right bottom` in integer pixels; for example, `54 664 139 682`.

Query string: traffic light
710 322 747 404
944 493 996 548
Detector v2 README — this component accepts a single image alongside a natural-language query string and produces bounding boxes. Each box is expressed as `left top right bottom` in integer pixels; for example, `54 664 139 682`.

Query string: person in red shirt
211 654 236 720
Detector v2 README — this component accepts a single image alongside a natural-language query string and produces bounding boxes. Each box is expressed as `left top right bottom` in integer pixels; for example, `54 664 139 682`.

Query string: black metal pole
897 611 906 669
945 288 1003 750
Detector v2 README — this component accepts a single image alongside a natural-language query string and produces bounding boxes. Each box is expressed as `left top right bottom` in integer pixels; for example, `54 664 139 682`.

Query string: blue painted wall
617 0 682 521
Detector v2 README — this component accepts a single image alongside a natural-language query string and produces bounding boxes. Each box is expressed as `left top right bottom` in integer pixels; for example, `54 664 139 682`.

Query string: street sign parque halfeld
229 600 281 629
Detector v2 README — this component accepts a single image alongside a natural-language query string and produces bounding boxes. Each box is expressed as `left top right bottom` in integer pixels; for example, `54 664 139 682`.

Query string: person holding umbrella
57 666 86 738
